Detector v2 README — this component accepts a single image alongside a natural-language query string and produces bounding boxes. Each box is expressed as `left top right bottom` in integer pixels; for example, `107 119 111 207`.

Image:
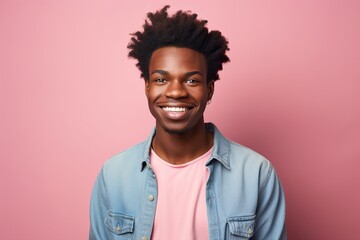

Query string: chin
161 123 190 135
159 119 203 135
163 127 189 135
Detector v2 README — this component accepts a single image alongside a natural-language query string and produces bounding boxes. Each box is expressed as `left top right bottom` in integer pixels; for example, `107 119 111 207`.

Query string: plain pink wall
1 0 359 239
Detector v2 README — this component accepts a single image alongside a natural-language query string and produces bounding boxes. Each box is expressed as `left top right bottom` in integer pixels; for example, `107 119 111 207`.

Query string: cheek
190 88 207 103
147 87 163 101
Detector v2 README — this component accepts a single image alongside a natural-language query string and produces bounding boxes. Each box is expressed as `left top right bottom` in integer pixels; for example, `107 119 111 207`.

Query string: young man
90 6 286 240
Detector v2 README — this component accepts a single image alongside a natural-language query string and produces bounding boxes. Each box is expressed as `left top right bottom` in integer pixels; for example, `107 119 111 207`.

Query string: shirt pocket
227 215 256 239
105 211 135 239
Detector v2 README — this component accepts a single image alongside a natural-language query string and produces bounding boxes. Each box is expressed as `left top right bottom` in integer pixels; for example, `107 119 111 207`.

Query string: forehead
149 47 207 73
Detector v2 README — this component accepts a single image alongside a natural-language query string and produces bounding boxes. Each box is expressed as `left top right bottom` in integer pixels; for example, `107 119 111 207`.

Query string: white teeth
162 107 187 112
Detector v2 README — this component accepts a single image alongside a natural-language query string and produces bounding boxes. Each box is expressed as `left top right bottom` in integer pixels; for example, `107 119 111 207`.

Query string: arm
253 163 287 239
89 167 111 240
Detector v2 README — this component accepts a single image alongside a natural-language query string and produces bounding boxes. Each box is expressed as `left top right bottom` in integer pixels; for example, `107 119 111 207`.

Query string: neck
152 122 213 165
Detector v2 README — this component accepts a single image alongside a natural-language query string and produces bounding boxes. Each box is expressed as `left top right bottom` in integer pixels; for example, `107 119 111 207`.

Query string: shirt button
142 236 148 240
115 226 121 232
148 194 154 201
248 227 254 235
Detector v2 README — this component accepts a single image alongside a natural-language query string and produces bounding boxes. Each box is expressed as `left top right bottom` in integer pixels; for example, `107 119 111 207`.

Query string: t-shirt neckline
150 147 213 168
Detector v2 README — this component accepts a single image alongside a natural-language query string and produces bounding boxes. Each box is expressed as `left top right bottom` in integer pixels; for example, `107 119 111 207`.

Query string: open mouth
159 106 194 120
161 107 189 112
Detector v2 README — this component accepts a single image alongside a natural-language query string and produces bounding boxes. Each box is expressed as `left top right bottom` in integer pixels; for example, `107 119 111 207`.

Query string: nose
164 80 188 99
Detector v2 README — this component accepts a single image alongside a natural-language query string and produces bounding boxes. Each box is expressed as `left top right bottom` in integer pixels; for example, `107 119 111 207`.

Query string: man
90 6 286 240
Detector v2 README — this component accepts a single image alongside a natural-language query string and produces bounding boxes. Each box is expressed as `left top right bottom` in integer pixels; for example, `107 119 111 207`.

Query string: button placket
139 164 157 240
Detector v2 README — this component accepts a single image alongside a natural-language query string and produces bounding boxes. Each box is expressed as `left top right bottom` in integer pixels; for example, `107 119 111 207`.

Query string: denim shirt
90 123 286 240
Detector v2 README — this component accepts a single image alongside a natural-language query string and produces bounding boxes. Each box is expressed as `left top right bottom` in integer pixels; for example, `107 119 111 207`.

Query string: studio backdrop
1 0 359 239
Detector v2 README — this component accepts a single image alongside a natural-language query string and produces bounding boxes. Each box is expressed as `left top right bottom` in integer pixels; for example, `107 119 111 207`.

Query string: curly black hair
128 5 230 82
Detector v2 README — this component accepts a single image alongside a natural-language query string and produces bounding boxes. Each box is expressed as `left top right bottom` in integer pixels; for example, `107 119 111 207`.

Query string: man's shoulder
103 140 148 170
210 122 273 172
227 140 272 171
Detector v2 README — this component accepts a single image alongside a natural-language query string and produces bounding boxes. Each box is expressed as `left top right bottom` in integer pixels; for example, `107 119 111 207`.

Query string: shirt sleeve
253 162 287 239
89 167 111 240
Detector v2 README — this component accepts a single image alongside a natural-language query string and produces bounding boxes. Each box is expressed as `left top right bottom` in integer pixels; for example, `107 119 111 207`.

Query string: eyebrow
151 70 169 76
150 70 203 77
185 71 203 77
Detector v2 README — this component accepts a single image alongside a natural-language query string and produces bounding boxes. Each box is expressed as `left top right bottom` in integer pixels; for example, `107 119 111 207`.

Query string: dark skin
145 47 214 164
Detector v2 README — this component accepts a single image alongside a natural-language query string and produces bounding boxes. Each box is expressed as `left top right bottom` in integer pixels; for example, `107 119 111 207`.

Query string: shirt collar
140 122 231 171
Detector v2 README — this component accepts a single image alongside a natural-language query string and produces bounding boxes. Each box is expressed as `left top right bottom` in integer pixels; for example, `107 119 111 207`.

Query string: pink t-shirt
150 147 213 240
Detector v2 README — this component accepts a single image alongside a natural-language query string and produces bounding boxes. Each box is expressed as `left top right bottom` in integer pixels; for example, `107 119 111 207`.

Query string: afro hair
128 5 230 82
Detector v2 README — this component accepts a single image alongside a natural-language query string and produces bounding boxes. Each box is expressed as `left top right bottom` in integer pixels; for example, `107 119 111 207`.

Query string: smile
161 107 189 112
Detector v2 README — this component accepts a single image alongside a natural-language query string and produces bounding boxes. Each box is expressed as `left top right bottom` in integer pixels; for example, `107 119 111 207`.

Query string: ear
144 79 150 97
207 80 215 101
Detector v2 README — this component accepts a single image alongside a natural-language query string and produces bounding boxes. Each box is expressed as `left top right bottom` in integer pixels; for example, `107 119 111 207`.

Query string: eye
185 79 199 84
154 78 167 83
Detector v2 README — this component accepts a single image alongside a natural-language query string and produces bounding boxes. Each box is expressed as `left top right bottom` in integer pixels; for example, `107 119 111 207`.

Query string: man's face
145 46 213 134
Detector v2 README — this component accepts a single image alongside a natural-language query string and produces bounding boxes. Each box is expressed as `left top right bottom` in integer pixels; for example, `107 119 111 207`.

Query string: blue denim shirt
90 123 286 239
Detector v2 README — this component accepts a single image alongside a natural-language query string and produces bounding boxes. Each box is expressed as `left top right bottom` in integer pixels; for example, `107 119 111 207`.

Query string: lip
158 104 194 120
157 102 195 108
161 106 188 112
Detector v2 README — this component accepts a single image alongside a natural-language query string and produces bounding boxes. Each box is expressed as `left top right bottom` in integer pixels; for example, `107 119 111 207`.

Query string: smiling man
90 6 286 240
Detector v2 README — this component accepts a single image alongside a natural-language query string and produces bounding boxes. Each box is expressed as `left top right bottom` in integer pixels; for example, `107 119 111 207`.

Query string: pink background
1 0 359 239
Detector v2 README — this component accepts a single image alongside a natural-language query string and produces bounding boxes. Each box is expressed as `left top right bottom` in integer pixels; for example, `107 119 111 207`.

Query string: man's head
128 6 230 134
128 5 230 82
